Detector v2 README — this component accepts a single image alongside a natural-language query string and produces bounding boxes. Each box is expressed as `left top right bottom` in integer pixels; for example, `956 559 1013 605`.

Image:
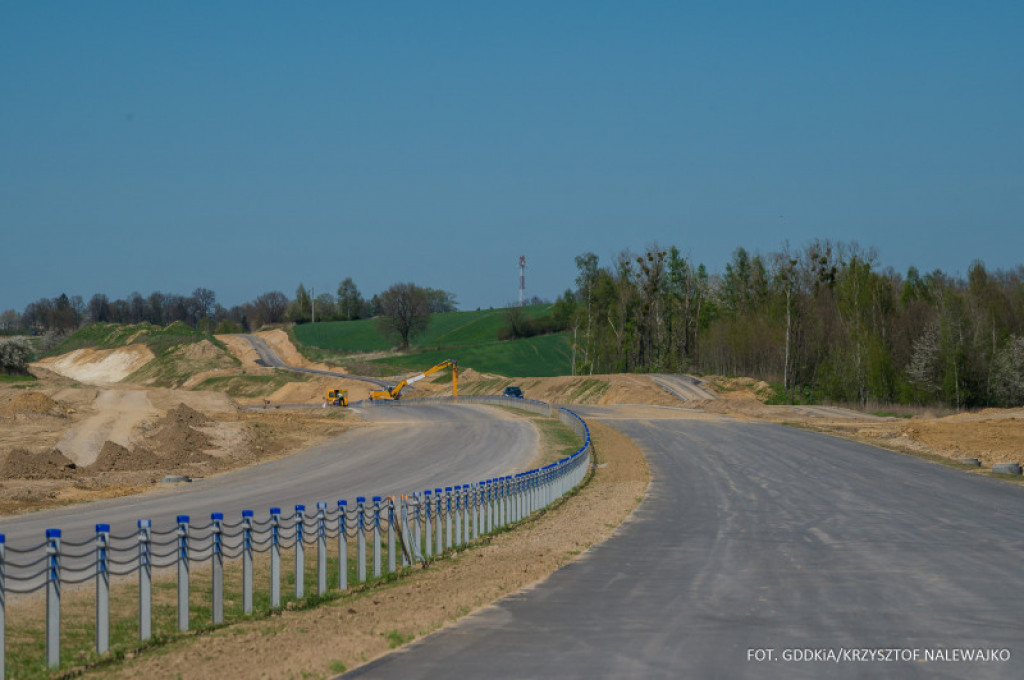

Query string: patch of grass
0 374 36 384
385 629 415 649
870 411 914 419
328 659 347 673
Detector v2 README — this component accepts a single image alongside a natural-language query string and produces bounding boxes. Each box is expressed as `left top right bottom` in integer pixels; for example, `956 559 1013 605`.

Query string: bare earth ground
1 335 1022 677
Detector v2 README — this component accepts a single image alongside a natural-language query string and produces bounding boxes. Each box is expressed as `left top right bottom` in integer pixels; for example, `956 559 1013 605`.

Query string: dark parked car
503 386 524 399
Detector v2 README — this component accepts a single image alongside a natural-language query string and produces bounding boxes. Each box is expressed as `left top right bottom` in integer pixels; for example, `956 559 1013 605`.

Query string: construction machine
369 359 458 401
325 389 348 407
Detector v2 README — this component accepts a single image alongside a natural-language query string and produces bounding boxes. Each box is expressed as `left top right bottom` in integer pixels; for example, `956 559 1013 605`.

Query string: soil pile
0 392 65 417
88 441 163 472
1 448 78 479
139 403 214 466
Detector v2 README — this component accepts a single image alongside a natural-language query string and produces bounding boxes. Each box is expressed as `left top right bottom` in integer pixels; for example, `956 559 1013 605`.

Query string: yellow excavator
369 360 458 401
325 389 349 407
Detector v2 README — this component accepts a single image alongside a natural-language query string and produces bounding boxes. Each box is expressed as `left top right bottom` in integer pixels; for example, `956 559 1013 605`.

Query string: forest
564 240 1024 409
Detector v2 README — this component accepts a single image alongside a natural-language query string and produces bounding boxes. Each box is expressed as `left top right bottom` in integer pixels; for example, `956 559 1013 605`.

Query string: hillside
293 305 572 377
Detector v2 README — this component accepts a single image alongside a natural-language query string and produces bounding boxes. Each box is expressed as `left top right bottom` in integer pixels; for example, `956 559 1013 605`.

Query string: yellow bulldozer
325 389 349 407
369 360 457 401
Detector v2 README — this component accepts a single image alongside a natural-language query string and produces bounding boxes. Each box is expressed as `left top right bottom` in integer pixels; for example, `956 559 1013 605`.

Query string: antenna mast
518 255 527 306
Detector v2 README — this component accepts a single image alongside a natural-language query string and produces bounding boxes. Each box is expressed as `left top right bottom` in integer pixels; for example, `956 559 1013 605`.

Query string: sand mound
35 345 155 385
165 403 211 427
1 448 79 479
0 392 64 417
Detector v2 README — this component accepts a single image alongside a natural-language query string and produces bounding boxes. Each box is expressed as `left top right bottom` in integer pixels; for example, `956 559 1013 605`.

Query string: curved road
239 334 393 388
346 406 1024 679
0 405 536 548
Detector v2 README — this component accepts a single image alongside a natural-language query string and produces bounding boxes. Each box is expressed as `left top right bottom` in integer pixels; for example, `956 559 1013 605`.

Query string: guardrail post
461 486 470 544
410 494 421 563
434 488 443 555
95 524 110 655
242 511 253 615
514 475 522 522
387 497 397 574
337 500 348 591
316 502 327 596
137 520 151 641
472 483 480 540
484 480 492 533
372 497 382 578
211 513 224 624
270 508 281 608
445 487 454 550
1 534 5 680
356 497 366 582
294 505 305 599
453 486 462 547
401 496 412 567
498 478 507 528
423 491 433 559
177 516 189 632
46 528 60 669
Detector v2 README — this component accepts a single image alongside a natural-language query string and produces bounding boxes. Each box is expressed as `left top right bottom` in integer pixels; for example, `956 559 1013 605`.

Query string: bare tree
377 283 431 349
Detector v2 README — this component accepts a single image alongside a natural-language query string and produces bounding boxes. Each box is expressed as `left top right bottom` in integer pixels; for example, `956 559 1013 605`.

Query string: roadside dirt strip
346 407 1024 680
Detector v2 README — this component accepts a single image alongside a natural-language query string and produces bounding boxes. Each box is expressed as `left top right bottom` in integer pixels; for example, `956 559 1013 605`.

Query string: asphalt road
0 405 536 561
239 334 393 388
346 407 1024 680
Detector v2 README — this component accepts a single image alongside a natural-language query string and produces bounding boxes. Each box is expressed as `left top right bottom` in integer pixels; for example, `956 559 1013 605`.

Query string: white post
95 524 110 655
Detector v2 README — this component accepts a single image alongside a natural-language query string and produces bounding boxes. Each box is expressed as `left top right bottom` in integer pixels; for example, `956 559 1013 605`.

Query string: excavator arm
369 360 458 401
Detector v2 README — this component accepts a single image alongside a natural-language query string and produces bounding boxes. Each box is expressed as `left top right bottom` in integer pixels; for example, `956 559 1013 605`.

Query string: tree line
560 240 1024 409
1 280 457 341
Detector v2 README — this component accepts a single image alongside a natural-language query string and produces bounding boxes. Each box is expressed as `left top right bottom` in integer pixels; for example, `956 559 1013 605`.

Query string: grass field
293 305 572 377
293 305 551 353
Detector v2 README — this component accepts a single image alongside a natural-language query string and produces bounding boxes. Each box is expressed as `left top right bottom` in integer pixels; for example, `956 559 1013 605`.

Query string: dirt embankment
32 345 155 384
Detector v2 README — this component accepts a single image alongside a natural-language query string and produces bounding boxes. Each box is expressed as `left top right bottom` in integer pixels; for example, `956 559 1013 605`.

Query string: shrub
0 338 32 375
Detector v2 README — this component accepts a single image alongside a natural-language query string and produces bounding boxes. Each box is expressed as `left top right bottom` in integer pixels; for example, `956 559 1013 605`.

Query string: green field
292 306 572 377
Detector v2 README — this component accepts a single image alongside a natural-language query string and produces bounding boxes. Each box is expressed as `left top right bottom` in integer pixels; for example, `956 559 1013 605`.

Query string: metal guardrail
0 396 591 675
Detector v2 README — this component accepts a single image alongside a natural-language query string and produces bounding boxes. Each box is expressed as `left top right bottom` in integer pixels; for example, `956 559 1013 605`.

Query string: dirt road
57 389 158 466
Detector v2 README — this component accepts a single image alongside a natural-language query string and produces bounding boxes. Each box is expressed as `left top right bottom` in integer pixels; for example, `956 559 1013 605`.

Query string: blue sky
2 2 1022 313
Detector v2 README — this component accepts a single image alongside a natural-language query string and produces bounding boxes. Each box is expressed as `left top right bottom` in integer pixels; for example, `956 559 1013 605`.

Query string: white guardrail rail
0 395 591 675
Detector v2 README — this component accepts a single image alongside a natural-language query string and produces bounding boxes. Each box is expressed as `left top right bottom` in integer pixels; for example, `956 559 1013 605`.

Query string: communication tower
518 255 527 307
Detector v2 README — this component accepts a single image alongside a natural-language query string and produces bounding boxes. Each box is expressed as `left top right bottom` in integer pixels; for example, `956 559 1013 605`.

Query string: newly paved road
0 405 536 576
347 407 1024 679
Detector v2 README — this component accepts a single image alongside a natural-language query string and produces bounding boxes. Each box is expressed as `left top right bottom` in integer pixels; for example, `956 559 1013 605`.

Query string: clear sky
2 2 1022 313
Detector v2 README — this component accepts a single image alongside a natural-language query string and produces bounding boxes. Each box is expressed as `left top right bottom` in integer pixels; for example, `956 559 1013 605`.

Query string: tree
252 291 289 328
993 335 1024 406
314 293 337 321
0 309 21 332
423 288 458 313
288 284 312 323
192 288 217 321
337 278 365 320
88 294 111 323
376 283 431 349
